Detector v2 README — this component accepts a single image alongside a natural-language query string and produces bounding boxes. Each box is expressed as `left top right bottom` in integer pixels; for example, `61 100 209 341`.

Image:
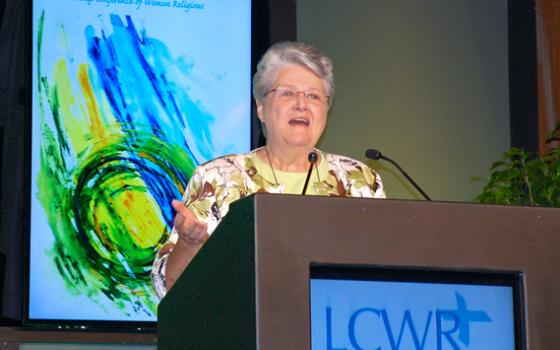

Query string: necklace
264 147 322 187
265 146 280 186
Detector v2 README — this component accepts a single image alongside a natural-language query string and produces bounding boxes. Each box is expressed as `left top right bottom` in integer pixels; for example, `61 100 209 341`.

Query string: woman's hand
165 199 209 292
171 199 209 246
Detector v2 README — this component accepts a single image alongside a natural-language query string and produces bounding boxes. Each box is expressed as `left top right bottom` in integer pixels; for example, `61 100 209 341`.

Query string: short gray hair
252 41 334 106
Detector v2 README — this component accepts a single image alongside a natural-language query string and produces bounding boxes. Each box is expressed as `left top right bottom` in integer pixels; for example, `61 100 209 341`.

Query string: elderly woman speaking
152 41 386 298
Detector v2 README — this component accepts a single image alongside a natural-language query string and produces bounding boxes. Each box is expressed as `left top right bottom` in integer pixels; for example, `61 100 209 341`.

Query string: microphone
365 148 432 201
302 151 319 195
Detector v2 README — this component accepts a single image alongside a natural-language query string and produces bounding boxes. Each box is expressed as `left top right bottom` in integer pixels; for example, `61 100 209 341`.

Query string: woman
152 41 386 298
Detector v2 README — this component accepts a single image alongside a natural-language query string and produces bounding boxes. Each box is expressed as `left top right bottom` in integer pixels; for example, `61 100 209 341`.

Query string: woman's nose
293 92 308 109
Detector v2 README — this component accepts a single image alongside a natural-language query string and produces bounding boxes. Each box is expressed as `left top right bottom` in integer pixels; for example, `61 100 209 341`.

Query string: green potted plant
476 121 560 207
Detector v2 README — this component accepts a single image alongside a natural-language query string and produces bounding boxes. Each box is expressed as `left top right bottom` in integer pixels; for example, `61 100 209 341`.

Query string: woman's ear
255 100 264 121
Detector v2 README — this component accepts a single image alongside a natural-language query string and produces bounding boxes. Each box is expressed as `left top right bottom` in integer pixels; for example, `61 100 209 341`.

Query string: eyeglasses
264 86 329 105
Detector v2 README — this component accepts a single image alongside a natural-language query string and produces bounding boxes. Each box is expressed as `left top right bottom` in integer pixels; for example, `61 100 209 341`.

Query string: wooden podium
158 194 560 349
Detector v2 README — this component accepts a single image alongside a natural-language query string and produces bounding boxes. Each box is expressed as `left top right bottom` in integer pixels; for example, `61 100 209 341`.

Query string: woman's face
256 65 329 152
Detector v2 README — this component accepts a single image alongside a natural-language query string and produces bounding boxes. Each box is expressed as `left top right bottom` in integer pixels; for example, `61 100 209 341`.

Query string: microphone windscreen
365 149 382 160
308 151 318 162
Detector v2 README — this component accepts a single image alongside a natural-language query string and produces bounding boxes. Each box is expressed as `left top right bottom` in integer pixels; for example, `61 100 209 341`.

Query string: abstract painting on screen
30 0 251 322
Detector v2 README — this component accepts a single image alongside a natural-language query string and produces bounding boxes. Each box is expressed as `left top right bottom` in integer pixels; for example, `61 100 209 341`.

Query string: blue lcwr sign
310 279 515 350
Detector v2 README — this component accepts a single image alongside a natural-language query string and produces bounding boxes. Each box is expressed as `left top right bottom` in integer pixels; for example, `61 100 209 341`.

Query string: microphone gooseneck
302 152 318 195
365 148 432 201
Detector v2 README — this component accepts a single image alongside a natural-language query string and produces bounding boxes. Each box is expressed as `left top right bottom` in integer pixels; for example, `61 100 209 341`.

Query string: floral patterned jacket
151 148 385 298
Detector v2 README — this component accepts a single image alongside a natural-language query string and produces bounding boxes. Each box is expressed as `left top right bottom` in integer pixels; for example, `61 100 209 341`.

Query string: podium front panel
253 195 559 349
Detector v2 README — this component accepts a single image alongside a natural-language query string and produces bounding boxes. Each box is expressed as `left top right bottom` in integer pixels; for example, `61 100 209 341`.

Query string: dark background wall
297 0 536 201
0 0 29 322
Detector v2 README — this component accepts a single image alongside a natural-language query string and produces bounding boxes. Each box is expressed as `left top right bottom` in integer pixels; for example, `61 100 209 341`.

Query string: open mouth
289 117 310 126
